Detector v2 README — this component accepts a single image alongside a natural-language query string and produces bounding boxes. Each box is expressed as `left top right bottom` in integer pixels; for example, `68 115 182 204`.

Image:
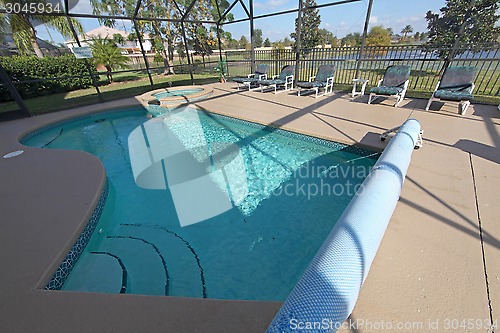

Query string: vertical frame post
294 0 303 83
133 20 154 88
355 0 373 80
0 63 30 117
249 0 255 73
181 22 195 85
64 0 103 102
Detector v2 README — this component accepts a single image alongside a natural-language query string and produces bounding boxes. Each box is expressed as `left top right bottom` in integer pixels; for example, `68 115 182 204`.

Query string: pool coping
139 85 214 107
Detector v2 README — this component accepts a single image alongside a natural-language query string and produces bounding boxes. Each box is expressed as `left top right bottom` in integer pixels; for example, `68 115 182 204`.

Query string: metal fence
224 44 500 98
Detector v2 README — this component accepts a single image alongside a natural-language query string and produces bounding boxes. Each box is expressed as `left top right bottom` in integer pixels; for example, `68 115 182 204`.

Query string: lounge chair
296 64 335 98
233 64 269 91
368 65 411 107
259 65 295 94
425 66 477 115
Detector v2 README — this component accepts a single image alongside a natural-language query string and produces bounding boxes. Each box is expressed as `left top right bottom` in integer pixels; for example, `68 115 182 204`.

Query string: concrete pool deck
0 82 498 332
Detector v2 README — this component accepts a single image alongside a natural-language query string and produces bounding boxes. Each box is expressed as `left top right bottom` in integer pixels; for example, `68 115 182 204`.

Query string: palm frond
36 16 84 37
9 15 34 55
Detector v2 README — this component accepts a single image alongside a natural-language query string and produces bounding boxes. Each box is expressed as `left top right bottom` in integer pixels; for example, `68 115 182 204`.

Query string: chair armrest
470 83 475 94
258 74 267 80
247 73 256 78
286 75 294 83
402 80 409 90
309 76 316 82
326 77 334 86
377 79 383 87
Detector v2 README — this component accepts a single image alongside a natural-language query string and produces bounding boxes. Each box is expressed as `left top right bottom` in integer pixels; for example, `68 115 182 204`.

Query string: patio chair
259 65 295 94
425 66 477 115
368 65 411 107
296 64 335 98
233 64 269 91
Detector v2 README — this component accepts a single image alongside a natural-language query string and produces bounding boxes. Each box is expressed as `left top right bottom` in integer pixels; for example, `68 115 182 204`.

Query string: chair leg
315 88 319 98
394 94 402 107
459 101 470 115
425 98 433 111
368 93 373 104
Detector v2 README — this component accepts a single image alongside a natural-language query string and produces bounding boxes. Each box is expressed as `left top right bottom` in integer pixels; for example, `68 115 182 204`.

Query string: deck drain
3 150 24 159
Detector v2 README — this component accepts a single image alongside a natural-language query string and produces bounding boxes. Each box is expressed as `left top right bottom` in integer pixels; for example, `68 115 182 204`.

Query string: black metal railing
224 44 500 98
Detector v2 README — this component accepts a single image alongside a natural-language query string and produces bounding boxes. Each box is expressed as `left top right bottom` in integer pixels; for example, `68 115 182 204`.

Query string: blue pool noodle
266 118 421 333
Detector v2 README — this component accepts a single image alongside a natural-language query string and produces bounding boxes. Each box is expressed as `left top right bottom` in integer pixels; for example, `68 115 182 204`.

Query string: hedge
0 55 98 101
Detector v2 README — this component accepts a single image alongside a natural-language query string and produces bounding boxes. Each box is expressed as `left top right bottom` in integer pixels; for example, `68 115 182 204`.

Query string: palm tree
401 25 414 42
0 1 84 57
89 37 129 82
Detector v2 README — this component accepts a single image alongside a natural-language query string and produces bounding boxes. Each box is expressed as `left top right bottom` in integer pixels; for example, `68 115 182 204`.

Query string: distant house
0 34 70 57
65 26 153 54
390 35 402 44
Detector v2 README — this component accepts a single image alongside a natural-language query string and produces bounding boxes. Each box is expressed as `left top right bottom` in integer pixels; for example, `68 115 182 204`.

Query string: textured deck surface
0 82 498 332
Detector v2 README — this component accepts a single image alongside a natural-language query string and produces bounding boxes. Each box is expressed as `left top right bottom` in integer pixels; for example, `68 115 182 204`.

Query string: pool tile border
45 181 109 290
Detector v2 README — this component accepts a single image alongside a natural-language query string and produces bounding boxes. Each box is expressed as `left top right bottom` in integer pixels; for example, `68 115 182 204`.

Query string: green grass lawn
2 63 498 116
1 73 219 116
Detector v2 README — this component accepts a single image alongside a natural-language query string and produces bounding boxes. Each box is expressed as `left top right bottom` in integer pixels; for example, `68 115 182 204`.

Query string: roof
78 26 128 41
66 26 150 43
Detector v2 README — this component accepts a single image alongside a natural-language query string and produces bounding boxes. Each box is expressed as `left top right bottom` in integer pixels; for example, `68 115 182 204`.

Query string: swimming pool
24 106 378 301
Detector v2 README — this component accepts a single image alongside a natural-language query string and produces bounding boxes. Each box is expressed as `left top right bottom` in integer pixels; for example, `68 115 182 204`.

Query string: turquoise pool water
153 88 203 100
24 106 378 301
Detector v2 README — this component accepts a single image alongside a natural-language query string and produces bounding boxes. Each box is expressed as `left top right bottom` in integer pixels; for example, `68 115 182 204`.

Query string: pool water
25 106 378 301
153 88 203 100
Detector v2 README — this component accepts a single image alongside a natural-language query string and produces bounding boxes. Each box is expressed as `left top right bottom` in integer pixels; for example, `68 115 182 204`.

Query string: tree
253 29 263 48
401 25 413 42
283 37 293 47
290 0 322 54
318 28 336 46
366 26 391 46
187 24 217 63
89 37 129 82
90 0 177 74
414 31 421 41
264 38 271 47
89 0 233 74
425 0 500 58
341 32 362 46
0 1 83 57
238 35 249 49
227 38 239 49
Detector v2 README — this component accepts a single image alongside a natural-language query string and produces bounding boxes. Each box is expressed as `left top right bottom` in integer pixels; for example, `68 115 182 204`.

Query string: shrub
0 55 98 101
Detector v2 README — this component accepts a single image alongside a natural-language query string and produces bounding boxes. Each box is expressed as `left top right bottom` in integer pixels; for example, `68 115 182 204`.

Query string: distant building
0 34 70 57
65 26 153 54
390 35 402 44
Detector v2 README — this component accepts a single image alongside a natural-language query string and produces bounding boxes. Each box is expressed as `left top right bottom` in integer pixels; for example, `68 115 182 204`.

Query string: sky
35 0 448 45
